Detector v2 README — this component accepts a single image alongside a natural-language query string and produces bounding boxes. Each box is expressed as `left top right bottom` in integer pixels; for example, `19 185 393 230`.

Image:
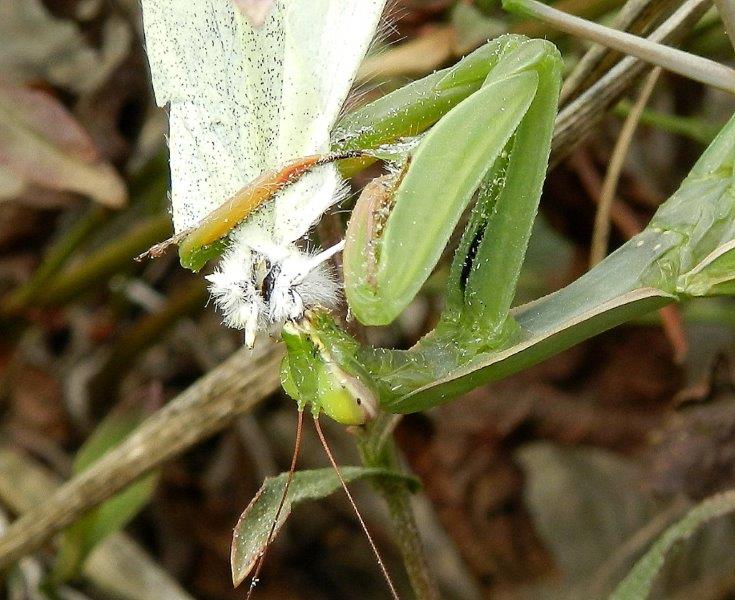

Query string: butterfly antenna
312 416 400 600
292 240 346 286
246 409 304 600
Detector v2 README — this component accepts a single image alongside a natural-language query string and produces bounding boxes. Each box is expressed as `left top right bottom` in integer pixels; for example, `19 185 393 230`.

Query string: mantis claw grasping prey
344 37 561 331
147 32 564 426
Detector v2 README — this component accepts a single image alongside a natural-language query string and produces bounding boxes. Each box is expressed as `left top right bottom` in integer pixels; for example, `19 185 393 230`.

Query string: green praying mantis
174 29 735 428
148 12 735 593
163 32 567 428
278 14 735 426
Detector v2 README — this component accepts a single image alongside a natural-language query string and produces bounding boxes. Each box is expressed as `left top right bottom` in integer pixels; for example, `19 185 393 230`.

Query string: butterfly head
206 242 341 347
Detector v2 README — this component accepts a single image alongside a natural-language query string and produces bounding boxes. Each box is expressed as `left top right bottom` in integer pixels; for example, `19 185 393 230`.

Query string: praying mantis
229 27 735 590
158 23 735 429
279 22 735 425
142 13 567 427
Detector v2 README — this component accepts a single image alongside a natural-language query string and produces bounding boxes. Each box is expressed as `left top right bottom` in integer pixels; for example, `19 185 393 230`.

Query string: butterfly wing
141 0 284 233
142 0 385 243
272 0 387 244
142 0 387 340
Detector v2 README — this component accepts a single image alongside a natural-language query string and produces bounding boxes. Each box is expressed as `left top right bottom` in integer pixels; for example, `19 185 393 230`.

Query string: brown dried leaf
8 364 67 442
0 85 127 207
0 165 24 201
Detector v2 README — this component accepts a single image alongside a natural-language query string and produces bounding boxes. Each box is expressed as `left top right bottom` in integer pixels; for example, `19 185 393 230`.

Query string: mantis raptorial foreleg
344 37 562 344
283 31 735 417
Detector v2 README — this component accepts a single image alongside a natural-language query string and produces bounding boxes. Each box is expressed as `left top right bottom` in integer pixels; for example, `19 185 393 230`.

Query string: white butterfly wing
141 0 283 233
273 0 387 243
142 0 385 244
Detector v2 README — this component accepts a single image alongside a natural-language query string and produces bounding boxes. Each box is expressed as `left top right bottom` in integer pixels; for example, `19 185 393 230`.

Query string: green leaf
231 466 418 587
610 490 735 600
678 240 735 297
49 410 158 584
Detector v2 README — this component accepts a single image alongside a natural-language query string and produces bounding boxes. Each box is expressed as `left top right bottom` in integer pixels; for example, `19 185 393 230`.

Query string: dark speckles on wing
141 0 388 240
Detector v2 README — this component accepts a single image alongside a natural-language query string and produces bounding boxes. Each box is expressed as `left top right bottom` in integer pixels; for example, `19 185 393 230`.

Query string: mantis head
280 312 379 426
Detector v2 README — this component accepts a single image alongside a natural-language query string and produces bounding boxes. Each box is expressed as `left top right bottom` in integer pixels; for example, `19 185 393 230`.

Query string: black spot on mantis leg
459 221 487 292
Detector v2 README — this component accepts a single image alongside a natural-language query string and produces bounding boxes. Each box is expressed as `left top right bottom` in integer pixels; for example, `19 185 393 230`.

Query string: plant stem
34 213 171 307
612 100 719 144
358 415 440 600
591 66 661 266
560 0 678 104
0 343 284 570
713 0 735 52
1 206 110 314
505 0 735 94
550 0 711 168
379 473 439 600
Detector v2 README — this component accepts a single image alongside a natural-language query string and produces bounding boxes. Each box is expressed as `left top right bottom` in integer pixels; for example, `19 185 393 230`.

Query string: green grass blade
609 490 735 600
49 409 158 584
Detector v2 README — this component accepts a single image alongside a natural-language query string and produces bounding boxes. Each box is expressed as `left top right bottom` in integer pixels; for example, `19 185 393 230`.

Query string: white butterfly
141 0 386 346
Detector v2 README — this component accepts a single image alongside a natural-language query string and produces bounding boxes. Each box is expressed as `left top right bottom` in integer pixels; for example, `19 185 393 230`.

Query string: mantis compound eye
317 361 378 426
280 318 379 426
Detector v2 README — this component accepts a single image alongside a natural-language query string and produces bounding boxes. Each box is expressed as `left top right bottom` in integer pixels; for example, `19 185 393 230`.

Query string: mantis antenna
246 409 304 600
312 416 400 600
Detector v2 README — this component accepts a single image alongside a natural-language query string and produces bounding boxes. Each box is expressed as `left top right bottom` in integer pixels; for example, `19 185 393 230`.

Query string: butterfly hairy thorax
206 235 344 346
141 0 388 346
